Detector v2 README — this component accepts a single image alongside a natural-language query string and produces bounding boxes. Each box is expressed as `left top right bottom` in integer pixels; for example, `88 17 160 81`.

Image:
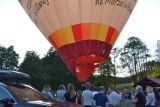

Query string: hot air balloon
19 0 138 82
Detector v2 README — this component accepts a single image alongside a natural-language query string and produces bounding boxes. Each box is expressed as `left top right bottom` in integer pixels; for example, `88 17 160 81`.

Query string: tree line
0 36 160 91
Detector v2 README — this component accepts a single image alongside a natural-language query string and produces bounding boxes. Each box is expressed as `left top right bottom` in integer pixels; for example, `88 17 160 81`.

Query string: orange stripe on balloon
72 24 82 41
91 23 101 39
110 30 119 46
105 26 115 43
82 23 91 40
54 30 68 46
49 33 60 49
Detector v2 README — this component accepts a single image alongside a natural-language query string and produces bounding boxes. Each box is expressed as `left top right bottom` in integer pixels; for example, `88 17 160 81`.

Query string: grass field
116 83 133 91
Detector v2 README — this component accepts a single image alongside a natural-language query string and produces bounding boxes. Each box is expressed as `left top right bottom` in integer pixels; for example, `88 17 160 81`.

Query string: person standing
145 86 156 107
77 90 82 105
81 82 93 107
64 83 76 103
93 86 108 107
42 83 53 100
56 84 66 101
153 88 160 107
132 85 145 107
107 86 121 107
124 89 132 105
92 86 99 97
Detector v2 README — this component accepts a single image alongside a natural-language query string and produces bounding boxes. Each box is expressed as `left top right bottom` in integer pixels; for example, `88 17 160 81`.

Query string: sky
0 0 160 76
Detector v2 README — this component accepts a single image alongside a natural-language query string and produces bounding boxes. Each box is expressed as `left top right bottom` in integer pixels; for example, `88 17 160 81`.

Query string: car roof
0 82 7 86
0 70 31 83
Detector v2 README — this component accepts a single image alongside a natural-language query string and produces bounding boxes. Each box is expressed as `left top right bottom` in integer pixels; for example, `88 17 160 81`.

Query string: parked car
0 70 80 107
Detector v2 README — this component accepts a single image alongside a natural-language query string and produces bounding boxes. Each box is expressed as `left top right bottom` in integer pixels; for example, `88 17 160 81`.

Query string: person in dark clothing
77 90 82 105
124 89 132 105
153 88 160 106
93 86 108 107
132 85 146 107
64 83 76 103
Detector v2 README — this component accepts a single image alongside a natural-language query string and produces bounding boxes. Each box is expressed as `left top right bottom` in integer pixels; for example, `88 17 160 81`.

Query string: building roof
133 77 160 88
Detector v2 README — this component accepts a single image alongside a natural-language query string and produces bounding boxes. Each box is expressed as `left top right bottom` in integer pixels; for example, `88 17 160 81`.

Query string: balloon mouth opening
76 55 105 65
75 55 105 82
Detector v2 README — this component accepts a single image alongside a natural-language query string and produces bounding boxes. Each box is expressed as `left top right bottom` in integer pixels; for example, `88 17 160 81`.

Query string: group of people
131 85 160 107
120 85 160 107
41 82 160 107
41 83 77 103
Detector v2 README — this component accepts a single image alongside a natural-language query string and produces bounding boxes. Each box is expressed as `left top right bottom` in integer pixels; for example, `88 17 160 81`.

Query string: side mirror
0 97 14 104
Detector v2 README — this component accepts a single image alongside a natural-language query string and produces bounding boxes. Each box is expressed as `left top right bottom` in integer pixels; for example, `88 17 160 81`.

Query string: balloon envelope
19 0 138 82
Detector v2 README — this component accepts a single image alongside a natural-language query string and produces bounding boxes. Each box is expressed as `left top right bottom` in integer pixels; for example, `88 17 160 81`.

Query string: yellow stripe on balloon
54 30 68 46
62 27 75 44
91 23 101 39
110 30 119 45
99 24 109 42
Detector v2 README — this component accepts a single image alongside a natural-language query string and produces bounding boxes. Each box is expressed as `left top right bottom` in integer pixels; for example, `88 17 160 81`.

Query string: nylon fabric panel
105 27 115 43
90 23 101 39
82 23 91 40
72 24 83 41
110 30 119 45
99 24 109 41
87 40 99 55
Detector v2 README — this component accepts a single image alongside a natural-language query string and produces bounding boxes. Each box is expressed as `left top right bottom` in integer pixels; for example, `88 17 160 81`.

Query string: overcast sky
0 0 160 77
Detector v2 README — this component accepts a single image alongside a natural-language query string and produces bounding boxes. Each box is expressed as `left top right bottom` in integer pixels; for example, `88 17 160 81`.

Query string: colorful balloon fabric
19 0 138 82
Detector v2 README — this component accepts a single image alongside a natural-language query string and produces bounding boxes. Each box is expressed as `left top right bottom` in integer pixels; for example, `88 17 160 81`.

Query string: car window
8 84 46 101
0 86 12 99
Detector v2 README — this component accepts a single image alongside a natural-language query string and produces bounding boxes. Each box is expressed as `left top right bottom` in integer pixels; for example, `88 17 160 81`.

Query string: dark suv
0 70 79 107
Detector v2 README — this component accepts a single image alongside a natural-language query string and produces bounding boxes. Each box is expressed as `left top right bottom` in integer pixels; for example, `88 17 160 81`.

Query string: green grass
116 83 133 91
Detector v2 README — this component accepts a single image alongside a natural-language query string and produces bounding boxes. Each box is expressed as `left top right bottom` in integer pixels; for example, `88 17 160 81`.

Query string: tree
41 47 81 90
0 45 19 70
19 51 41 75
19 48 82 90
145 60 160 77
95 57 115 86
110 47 122 88
120 36 150 83
19 51 42 89
152 64 160 78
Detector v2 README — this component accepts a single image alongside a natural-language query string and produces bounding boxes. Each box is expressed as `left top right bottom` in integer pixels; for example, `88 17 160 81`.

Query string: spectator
132 85 145 107
107 86 121 107
64 83 76 103
77 90 82 105
153 88 160 107
124 88 132 105
145 86 156 107
42 83 53 100
81 82 93 107
93 86 108 107
56 84 66 101
92 86 99 97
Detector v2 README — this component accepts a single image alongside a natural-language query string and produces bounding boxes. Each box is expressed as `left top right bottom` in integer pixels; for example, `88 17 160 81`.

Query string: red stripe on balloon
72 24 82 41
88 40 99 55
75 41 87 58
105 27 115 43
